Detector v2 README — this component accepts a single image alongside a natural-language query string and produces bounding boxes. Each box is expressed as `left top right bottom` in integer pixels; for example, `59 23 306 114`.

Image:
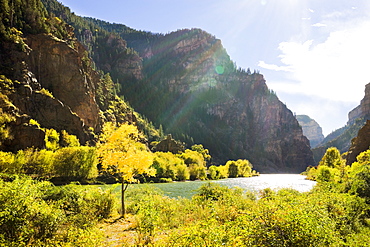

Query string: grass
90 180 206 199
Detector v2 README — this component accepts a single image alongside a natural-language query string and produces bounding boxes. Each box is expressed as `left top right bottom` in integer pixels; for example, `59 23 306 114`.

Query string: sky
59 0 370 136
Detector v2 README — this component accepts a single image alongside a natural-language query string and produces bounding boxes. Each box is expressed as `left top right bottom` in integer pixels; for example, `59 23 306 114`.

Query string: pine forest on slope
40 0 313 173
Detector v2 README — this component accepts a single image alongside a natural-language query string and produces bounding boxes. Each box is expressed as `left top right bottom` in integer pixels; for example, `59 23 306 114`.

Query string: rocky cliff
0 1 144 151
346 120 370 165
89 27 314 172
26 34 100 131
296 115 324 148
0 32 96 148
348 83 370 124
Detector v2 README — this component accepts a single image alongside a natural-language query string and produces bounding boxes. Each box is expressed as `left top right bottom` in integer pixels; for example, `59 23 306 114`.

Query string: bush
53 146 97 181
0 177 115 246
43 183 116 228
0 178 63 246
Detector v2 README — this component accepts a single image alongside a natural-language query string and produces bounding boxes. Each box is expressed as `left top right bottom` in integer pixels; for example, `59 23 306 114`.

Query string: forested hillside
41 0 314 172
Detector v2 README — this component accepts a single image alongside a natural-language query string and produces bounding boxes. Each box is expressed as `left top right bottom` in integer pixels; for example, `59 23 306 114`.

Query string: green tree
175 163 190 181
217 165 229 179
152 152 185 181
59 130 80 147
208 165 220 180
316 165 335 182
319 147 343 169
191 144 211 163
236 159 253 177
179 149 207 180
347 150 370 203
226 160 238 178
309 147 346 184
0 108 14 145
45 128 60 151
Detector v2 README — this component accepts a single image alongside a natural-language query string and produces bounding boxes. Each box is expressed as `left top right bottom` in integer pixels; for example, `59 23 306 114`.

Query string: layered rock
3 113 46 152
296 115 324 148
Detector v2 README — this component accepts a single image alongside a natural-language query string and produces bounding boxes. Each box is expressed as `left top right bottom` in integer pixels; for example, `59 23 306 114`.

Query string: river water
216 174 316 193
129 174 316 199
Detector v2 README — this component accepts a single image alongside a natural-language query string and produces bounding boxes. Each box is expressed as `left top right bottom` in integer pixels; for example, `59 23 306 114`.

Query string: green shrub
45 129 60 151
53 146 97 181
43 183 116 228
0 178 63 246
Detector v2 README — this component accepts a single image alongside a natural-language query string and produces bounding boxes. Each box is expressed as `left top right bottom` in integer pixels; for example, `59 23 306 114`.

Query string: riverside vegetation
1 123 370 246
0 122 258 246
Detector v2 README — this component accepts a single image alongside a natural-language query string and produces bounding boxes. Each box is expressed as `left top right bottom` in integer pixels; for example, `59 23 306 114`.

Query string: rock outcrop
26 34 100 131
1 0 155 153
296 115 324 148
346 120 370 165
154 135 185 154
6 115 46 152
348 83 370 125
0 32 100 147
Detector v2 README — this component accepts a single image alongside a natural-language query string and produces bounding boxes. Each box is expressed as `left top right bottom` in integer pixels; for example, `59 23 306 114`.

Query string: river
126 174 316 199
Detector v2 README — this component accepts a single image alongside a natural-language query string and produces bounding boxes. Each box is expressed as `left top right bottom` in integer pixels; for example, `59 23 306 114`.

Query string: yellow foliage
37 88 54 98
98 123 154 183
0 151 15 172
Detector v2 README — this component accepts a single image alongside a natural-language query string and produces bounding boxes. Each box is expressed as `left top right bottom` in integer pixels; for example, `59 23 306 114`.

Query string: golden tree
98 123 154 217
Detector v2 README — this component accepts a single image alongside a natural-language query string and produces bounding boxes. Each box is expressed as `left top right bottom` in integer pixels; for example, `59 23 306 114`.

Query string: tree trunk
121 182 129 217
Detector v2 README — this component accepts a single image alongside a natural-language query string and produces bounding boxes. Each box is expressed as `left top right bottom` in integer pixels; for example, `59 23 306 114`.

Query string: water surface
123 174 316 199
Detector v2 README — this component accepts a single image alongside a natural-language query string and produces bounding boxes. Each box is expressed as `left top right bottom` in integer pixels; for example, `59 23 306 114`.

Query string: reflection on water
131 174 316 199
216 174 316 193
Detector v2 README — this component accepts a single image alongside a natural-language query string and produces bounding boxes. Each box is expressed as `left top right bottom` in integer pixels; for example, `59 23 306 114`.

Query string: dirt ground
98 215 138 247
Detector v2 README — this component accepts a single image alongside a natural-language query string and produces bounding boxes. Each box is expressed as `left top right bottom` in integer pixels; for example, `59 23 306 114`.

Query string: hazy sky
59 0 370 135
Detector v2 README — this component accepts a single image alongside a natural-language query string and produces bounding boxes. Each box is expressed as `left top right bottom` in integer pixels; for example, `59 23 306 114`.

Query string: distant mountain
312 83 370 163
296 115 324 148
0 0 315 173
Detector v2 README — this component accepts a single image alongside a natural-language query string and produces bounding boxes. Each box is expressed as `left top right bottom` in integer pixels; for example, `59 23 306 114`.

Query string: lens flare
215 65 224 75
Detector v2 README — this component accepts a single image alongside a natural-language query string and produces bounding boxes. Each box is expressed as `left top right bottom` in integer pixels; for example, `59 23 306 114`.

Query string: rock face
346 120 370 165
154 135 185 154
0 19 100 148
0 0 154 153
6 115 46 152
1 33 101 146
296 115 324 148
345 84 370 165
348 83 370 124
26 34 100 131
